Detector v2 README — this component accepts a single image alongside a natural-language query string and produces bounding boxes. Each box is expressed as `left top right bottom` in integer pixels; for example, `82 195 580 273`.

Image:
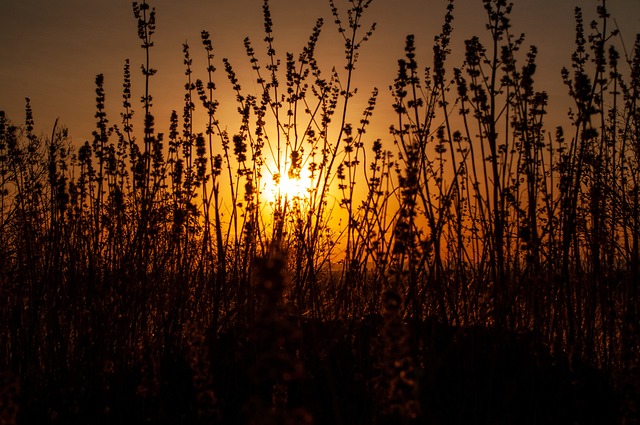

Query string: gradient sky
1 0 639 143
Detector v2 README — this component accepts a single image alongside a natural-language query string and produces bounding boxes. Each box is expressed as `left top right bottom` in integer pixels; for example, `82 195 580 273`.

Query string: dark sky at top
1 0 639 142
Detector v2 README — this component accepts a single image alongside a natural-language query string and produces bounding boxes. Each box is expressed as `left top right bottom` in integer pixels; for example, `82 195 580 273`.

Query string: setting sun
262 171 312 205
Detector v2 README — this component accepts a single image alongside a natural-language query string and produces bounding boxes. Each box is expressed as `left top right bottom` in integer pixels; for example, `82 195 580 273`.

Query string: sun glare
262 171 312 205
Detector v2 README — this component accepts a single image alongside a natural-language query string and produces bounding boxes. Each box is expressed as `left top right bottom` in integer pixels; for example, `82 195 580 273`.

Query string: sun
262 171 312 205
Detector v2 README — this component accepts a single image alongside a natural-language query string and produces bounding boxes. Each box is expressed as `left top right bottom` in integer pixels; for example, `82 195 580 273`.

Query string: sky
1 0 640 143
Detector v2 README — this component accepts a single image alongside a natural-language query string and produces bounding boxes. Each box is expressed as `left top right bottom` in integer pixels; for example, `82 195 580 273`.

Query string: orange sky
1 0 639 143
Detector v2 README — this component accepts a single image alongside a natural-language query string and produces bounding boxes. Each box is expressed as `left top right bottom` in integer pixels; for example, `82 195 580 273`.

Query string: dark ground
7 316 623 425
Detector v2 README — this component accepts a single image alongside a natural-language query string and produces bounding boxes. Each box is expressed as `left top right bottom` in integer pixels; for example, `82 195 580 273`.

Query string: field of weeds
1 0 639 423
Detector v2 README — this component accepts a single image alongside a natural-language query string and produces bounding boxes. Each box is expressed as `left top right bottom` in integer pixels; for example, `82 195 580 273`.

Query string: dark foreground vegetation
14 314 620 424
1 0 639 423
